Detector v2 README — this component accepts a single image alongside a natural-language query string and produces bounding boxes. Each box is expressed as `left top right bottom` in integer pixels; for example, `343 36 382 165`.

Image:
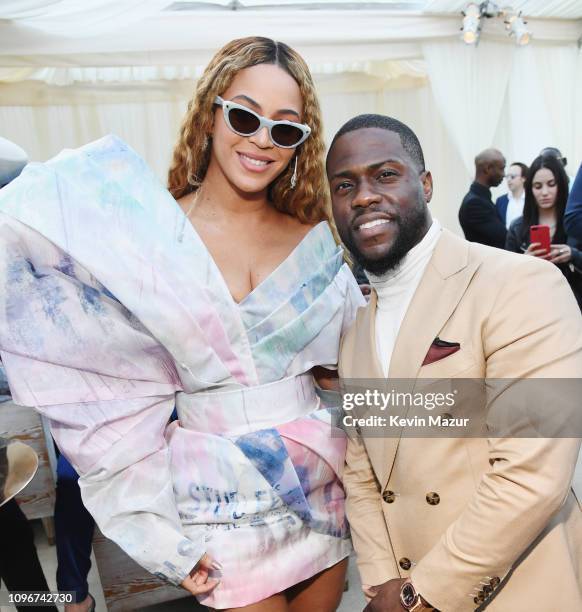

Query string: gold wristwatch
400 581 435 611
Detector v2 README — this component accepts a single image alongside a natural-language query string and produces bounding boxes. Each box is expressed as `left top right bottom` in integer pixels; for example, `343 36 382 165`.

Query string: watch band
400 580 435 611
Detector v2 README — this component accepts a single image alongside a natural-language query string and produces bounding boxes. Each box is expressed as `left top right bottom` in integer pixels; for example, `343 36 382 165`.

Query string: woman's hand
180 553 221 596
524 242 551 258
546 244 572 265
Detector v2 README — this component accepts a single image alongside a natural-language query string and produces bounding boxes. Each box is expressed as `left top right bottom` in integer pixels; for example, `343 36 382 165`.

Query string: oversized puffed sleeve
0 214 204 584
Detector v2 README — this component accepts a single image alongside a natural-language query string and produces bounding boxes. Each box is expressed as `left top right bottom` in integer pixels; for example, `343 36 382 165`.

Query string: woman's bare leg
286 558 348 612
218 593 289 612
212 557 348 612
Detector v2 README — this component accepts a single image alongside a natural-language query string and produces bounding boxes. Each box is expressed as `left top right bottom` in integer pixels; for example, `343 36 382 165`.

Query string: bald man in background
459 148 507 248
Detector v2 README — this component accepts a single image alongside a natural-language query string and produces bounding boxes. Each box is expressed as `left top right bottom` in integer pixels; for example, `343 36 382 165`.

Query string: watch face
401 583 417 607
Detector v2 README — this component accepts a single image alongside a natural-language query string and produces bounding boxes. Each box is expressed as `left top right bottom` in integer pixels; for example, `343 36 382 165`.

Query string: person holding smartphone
506 154 582 309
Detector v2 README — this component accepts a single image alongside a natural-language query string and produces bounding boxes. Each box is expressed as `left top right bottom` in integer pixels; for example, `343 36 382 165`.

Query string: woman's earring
290 157 298 189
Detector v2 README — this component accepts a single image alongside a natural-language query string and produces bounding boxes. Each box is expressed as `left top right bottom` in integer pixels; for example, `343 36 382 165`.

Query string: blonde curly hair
168 37 331 225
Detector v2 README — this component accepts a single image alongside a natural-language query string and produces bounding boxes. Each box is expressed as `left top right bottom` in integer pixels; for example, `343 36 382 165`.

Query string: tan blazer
340 229 582 611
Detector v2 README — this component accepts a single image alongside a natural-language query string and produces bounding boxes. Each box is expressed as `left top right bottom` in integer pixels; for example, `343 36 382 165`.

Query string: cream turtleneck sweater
366 220 442 376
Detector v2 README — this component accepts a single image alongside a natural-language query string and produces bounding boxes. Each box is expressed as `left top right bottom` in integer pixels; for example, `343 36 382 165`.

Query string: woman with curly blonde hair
168 37 329 226
0 37 363 611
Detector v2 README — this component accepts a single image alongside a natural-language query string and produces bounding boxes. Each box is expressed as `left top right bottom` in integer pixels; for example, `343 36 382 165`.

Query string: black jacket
506 216 582 310
459 182 507 248
564 163 582 241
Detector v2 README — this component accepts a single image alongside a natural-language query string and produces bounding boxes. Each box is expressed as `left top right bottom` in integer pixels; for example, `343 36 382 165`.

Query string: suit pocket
419 342 477 379
422 343 460 366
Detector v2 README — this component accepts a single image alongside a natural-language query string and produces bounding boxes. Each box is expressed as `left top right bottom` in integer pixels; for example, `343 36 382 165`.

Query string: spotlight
461 2 501 45
505 11 531 46
461 2 482 45
461 2 531 46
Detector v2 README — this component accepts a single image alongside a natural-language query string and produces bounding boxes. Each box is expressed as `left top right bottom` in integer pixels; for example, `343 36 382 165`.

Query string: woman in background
506 154 582 309
0 37 363 612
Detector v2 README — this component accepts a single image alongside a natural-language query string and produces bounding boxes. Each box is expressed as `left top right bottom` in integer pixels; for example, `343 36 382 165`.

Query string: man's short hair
510 162 529 178
328 114 426 173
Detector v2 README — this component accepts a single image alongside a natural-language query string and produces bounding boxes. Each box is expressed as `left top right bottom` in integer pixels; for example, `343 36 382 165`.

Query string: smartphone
530 225 551 254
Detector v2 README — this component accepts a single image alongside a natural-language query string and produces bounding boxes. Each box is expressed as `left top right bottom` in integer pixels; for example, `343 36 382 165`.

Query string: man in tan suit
327 114 582 611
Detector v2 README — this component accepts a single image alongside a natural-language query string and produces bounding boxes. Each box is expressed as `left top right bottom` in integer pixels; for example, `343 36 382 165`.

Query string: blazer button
426 492 440 505
483 585 492 595
399 557 412 570
490 577 500 587
382 490 396 503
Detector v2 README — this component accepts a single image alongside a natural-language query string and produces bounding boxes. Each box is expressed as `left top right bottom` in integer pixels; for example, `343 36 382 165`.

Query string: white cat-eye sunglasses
214 96 311 148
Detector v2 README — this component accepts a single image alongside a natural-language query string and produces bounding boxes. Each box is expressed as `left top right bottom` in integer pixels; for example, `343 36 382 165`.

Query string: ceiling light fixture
504 11 531 46
461 2 531 46
461 2 482 45
461 2 500 45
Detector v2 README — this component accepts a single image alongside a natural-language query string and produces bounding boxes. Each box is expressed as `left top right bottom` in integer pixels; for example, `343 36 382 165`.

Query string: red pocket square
422 338 461 366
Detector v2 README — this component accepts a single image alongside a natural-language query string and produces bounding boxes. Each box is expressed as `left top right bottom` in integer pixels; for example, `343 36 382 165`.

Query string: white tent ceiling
2 0 580 27
174 1 582 18
0 1 580 71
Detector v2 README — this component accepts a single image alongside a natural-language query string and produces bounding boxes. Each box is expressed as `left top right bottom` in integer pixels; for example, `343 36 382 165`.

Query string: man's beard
343 202 429 276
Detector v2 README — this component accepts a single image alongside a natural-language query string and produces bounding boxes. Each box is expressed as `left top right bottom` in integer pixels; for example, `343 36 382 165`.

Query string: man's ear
421 170 433 203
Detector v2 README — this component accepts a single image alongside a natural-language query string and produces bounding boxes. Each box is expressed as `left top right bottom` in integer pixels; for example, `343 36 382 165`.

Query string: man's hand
363 578 407 611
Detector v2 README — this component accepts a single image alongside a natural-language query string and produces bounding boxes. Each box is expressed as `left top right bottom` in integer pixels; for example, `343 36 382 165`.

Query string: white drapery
0 74 468 232
422 40 515 175
487 42 582 177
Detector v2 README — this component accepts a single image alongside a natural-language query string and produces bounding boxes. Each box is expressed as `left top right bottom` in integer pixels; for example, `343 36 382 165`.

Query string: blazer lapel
344 290 395 484
378 229 480 488
388 230 476 378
